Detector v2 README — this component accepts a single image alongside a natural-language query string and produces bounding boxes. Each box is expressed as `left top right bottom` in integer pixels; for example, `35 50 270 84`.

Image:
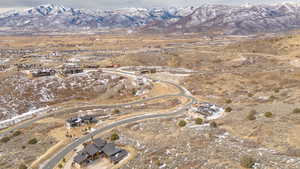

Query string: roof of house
93 138 107 149
110 149 128 163
74 154 88 164
73 138 127 165
102 143 121 157
85 144 100 156
66 117 82 124
81 115 96 121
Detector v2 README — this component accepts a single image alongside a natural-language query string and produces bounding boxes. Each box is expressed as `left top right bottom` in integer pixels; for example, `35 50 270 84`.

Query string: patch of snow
0 107 49 129
0 58 9 64
135 89 150 96
217 132 230 139
206 108 224 120
258 96 269 101
290 59 300 67
159 164 167 168
188 123 210 129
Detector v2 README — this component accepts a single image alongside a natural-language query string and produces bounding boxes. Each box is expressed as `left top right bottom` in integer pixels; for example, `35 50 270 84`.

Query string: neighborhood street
42 69 197 169
0 68 197 169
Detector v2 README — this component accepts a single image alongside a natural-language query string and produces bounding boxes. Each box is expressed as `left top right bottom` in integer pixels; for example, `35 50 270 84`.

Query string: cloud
1 0 300 9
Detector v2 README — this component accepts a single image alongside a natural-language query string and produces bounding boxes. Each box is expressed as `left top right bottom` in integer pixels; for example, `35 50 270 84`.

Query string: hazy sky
1 0 300 9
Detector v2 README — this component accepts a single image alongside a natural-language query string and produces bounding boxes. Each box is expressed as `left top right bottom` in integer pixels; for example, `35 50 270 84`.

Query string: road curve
41 69 197 169
0 68 196 168
0 76 185 138
41 96 196 169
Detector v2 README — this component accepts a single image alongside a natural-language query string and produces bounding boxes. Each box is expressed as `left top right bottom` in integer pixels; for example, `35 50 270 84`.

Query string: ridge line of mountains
1 3 300 34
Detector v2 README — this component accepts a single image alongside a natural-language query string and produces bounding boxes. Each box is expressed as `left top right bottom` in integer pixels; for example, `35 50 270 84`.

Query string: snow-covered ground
2 3 300 34
0 58 9 64
0 107 49 129
0 70 150 121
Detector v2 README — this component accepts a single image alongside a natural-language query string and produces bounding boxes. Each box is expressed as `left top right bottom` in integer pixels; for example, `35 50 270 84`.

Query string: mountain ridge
2 3 300 34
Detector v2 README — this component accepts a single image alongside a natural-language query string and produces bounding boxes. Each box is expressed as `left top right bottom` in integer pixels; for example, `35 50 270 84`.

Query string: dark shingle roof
85 144 100 156
74 154 88 164
66 117 82 124
66 117 77 123
93 138 106 149
110 149 128 164
81 115 98 123
102 143 121 156
81 115 94 121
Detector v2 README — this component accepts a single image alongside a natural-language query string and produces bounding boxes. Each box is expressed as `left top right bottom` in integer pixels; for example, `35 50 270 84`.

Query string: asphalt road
41 96 196 169
0 86 183 138
0 69 197 169
0 69 189 138
41 69 197 169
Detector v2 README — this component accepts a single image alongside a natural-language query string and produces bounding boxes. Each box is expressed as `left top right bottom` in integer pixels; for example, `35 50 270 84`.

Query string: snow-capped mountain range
1 3 300 34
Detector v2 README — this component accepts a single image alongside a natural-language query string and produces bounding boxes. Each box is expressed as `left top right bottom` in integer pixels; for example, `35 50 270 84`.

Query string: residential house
102 143 128 164
73 138 128 168
31 69 56 77
66 115 97 128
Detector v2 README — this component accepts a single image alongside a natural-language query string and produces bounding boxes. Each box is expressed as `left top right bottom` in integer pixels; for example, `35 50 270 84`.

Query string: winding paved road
41 69 197 169
0 92 182 138
0 68 197 169
41 97 196 169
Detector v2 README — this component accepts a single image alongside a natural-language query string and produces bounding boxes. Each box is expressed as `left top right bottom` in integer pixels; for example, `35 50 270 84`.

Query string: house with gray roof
84 144 100 157
73 153 89 166
94 138 107 149
66 115 98 128
102 143 121 157
72 138 128 168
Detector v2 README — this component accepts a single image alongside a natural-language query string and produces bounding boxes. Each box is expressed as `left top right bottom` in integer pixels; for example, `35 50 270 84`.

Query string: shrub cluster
18 164 28 169
240 156 255 168
195 118 203 125
247 110 256 121
225 99 232 104
293 108 300 114
111 133 120 141
269 95 276 100
210 121 218 128
178 120 187 127
0 136 10 143
0 130 22 144
58 164 63 168
28 138 38 144
264 112 273 118
13 130 22 137
225 107 232 112
155 159 161 166
112 109 121 114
